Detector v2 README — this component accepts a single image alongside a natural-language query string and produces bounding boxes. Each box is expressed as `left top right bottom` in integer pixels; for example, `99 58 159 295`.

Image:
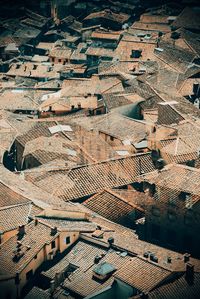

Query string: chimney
108 237 114 247
143 252 149 258
184 253 190 263
18 225 25 239
150 253 158 263
17 241 22 248
51 227 58 236
50 280 55 295
94 255 102 264
185 263 194 284
167 257 172 264
193 83 200 97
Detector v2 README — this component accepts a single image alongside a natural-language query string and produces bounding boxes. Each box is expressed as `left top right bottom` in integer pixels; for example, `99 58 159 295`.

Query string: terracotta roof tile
0 182 31 208
149 273 200 299
0 221 58 276
84 189 143 223
114 257 171 292
23 152 155 201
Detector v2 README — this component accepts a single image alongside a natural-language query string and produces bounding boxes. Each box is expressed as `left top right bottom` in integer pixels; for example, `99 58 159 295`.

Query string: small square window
110 136 114 141
51 240 56 249
66 236 70 244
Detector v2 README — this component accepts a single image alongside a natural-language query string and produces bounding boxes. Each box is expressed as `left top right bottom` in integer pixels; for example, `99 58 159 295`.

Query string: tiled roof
85 47 115 58
84 189 143 223
178 28 200 56
7 62 61 79
49 48 72 59
144 68 180 95
116 39 156 61
160 137 198 164
172 7 200 31
24 287 50 299
144 163 200 197
0 221 59 276
124 80 155 99
36 217 96 232
0 203 31 232
84 10 130 24
114 257 171 292
154 42 196 74
158 92 200 120
23 135 84 167
26 149 77 167
62 240 130 297
102 93 134 111
91 30 122 41
16 121 60 147
149 273 200 299
0 89 39 110
0 182 31 208
94 113 147 142
179 78 200 97
157 104 185 126
0 165 63 207
62 76 124 95
83 216 200 272
98 61 138 75
131 21 171 33
140 13 169 24
23 152 155 201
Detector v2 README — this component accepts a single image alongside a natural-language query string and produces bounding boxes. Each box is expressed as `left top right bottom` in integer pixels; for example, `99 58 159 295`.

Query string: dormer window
93 262 116 281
